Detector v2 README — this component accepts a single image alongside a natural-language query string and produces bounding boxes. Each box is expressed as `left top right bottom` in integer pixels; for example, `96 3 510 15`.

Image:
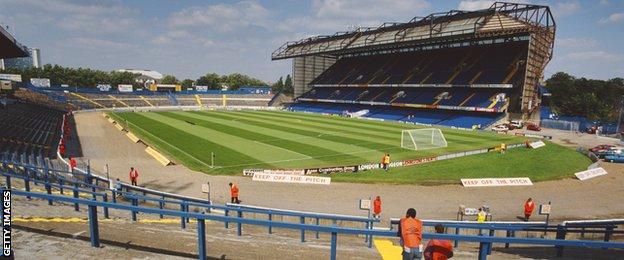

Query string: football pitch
108 110 591 183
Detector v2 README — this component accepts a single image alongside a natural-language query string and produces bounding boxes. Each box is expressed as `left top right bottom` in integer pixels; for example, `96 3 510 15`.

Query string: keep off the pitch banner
252 173 331 185
461 177 533 187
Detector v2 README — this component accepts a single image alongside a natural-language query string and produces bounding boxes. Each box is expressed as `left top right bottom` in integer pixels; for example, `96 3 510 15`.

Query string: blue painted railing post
505 230 511 248
159 201 164 219
131 198 138 221
224 209 229 229
44 165 52 205
268 213 273 234
73 184 79 211
454 226 460 248
488 229 494 255
112 190 117 204
315 218 320 239
180 203 187 229
24 174 31 199
59 179 64 194
197 219 206 260
88 205 100 247
102 193 109 219
237 210 242 236
45 182 52 205
604 225 614 243
556 225 566 257
330 232 338 260
368 220 373 248
300 216 305 242
478 242 490 260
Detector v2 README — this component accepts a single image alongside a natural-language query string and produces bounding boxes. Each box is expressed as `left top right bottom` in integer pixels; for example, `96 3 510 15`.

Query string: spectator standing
229 182 240 204
129 167 139 186
373 196 382 219
114 178 123 192
381 154 391 171
476 208 486 223
424 224 454 260
524 198 535 221
398 208 423 260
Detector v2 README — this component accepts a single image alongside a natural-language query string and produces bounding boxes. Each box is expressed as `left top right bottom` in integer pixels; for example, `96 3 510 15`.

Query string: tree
272 76 284 92
545 72 624 122
181 79 194 88
0 64 139 87
161 75 179 85
196 73 221 89
283 74 293 94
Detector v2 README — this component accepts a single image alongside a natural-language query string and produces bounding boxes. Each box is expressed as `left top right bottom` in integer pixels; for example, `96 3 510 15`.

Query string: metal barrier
3 161 624 259
5 189 624 260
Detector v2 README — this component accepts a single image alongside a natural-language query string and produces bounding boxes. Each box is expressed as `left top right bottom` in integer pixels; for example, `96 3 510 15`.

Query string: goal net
401 128 448 150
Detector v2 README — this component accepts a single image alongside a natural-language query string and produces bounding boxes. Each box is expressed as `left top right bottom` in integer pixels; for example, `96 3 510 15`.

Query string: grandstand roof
272 2 555 60
0 25 29 59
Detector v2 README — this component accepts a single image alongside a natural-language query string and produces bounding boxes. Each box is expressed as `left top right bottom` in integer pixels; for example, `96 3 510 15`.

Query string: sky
0 0 623 83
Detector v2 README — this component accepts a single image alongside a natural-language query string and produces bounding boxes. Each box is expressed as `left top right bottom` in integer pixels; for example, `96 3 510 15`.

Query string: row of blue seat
288 102 501 129
310 41 527 86
299 87 506 110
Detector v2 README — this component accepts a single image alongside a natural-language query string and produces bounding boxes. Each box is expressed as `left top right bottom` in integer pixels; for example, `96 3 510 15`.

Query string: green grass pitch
108 110 591 184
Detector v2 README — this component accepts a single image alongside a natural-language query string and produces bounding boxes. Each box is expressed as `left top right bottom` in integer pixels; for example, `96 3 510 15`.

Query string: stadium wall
293 55 336 97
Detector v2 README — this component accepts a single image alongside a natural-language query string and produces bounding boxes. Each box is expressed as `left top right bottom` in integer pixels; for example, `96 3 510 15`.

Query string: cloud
556 38 599 50
599 0 610 6
457 0 494 11
0 0 131 16
599 12 624 24
67 37 135 50
554 1 581 17
279 0 431 34
314 0 430 19
168 1 270 31
563 51 623 63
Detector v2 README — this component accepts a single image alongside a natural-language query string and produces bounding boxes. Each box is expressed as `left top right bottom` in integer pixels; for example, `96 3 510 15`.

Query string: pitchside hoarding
0 74 21 82
118 84 133 92
252 173 331 185
461 177 533 187
30 78 50 88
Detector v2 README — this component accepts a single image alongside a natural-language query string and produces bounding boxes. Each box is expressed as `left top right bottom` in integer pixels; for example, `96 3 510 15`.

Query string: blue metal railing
5 189 624 260
2 160 624 259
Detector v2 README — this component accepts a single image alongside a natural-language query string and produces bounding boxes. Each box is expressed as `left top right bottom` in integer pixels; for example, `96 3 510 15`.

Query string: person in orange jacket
373 196 382 219
381 154 391 171
424 224 454 260
524 198 535 221
398 208 423 259
129 167 139 186
229 182 240 204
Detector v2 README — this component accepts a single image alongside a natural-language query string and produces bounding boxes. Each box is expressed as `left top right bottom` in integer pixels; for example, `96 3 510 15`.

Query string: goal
401 128 448 150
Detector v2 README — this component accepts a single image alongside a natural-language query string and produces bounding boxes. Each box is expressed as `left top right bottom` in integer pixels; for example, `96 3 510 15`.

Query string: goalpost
401 128 448 150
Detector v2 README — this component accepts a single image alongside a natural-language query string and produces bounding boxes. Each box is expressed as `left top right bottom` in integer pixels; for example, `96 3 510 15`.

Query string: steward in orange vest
398 208 423 259
524 198 535 221
229 182 240 204
424 224 453 260
381 154 391 171
373 196 382 219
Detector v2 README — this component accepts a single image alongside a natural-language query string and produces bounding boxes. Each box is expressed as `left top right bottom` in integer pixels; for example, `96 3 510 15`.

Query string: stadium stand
273 2 555 129
38 90 275 109
0 102 65 158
